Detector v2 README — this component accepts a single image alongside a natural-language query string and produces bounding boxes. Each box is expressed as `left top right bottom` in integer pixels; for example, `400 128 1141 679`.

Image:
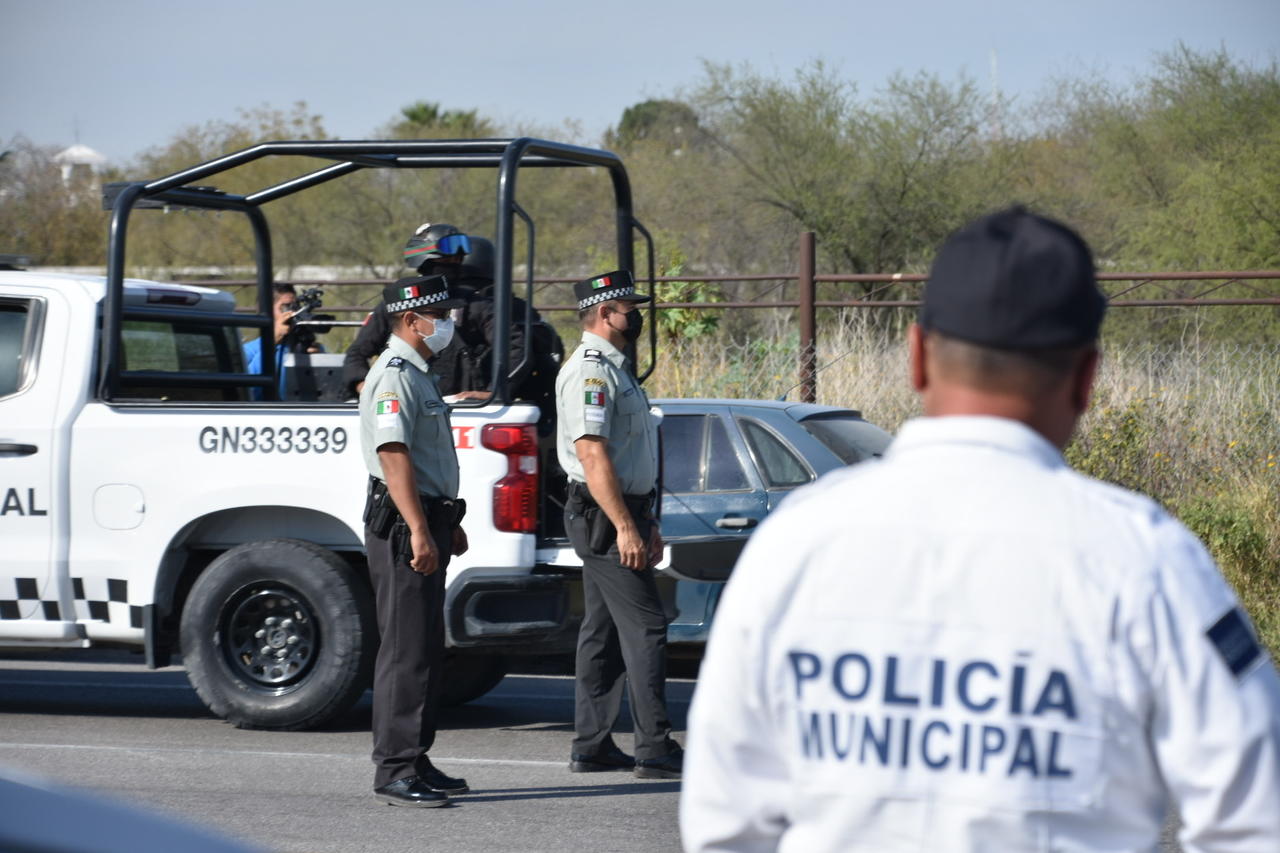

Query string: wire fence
196 267 1280 404
646 324 1280 437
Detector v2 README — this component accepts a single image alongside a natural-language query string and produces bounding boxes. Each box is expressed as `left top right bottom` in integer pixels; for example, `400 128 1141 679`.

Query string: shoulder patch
386 356 405 368
583 348 603 363
584 377 606 388
1207 607 1262 678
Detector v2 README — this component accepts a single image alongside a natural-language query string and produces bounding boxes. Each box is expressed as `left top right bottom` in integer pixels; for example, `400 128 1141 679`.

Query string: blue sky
3 0 1277 165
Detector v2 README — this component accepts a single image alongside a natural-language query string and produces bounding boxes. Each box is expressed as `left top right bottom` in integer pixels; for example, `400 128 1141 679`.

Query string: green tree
1031 45 1280 344
607 99 704 153
652 247 722 341
0 137 112 266
392 101 496 138
689 62 1019 276
119 103 332 278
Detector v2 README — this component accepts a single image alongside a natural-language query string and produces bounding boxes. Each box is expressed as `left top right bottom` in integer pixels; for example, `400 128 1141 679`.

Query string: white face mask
415 313 455 353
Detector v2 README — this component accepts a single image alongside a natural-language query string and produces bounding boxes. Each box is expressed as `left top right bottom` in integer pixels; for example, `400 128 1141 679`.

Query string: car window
800 413 893 464
704 415 749 491
0 301 33 398
661 415 704 493
739 418 812 489
662 414 750 493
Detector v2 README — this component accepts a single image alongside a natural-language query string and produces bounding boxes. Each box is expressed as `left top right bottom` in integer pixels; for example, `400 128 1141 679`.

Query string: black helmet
403 222 471 271
458 235 495 283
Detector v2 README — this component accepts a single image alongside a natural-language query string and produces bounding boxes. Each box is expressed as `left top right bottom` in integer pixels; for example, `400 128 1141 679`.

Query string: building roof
54 143 107 166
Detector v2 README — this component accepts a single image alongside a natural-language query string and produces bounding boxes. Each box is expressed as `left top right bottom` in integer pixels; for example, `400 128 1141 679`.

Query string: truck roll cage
99 138 658 402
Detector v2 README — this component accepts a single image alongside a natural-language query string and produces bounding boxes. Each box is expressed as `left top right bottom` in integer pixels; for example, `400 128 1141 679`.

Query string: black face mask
620 307 644 342
418 258 464 280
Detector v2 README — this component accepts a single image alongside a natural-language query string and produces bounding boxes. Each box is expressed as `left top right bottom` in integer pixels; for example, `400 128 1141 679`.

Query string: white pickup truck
0 138 741 730
0 269 583 727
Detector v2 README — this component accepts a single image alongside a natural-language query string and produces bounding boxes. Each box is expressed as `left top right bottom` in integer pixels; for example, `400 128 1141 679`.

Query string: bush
653 330 1280 657
1173 491 1280 655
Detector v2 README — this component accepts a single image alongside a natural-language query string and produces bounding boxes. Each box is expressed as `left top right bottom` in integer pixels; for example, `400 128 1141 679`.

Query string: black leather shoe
634 744 683 779
417 757 469 794
569 742 635 773
374 776 449 807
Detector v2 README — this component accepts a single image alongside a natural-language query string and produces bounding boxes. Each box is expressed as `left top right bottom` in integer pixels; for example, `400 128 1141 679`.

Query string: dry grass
651 318 1280 654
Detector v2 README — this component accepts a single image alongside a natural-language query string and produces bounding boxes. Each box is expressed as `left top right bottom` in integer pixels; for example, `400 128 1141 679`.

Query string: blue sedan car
653 399 892 647
445 399 891 703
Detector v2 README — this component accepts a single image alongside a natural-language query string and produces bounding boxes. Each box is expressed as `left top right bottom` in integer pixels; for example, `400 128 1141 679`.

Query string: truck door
0 291 67 633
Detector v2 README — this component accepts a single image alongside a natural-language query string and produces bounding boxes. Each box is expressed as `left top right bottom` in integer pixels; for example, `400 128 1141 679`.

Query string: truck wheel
440 653 508 706
181 538 375 731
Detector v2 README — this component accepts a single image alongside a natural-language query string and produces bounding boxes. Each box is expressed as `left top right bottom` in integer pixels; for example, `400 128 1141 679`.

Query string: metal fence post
799 231 817 403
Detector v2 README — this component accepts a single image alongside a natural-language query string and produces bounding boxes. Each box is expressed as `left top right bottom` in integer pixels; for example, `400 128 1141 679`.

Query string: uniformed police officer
343 223 470 398
359 273 470 807
681 207 1280 851
556 270 683 779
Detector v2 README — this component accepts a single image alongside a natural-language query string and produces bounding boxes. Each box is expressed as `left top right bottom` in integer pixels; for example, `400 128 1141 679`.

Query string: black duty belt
366 475 466 530
567 480 654 516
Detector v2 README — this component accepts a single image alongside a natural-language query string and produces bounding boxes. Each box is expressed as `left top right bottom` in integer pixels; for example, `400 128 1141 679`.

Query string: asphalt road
0 650 689 853
0 651 1184 853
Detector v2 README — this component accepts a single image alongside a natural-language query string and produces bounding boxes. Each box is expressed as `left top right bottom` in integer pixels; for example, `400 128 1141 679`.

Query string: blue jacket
243 339 287 400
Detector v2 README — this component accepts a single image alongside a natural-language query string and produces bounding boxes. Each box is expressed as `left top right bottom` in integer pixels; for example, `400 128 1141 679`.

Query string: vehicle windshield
799 413 893 464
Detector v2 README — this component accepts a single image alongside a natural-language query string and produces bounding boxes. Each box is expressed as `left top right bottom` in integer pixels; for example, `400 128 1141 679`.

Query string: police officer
681 207 1280 850
359 273 470 807
429 235 565 434
556 270 683 779
343 223 470 398
344 226 564 425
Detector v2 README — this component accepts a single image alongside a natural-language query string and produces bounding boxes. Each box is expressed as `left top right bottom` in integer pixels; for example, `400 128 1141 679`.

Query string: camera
286 286 335 351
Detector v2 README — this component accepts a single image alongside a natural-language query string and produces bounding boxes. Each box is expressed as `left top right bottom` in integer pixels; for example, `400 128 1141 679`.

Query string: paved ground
0 650 1183 852
0 650 688 853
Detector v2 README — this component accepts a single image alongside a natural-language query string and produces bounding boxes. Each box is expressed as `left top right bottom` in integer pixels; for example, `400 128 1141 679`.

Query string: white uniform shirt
681 416 1280 853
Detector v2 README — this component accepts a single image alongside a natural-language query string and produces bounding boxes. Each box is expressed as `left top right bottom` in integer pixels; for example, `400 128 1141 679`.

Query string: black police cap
920 206 1106 349
381 274 466 314
573 270 651 311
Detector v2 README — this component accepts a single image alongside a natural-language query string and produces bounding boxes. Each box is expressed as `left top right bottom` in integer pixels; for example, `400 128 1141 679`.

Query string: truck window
0 300 37 399
118 319 246 401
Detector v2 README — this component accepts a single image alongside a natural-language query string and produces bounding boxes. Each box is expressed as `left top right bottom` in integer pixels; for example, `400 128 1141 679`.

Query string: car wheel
440 653 508 706
180 538 375 730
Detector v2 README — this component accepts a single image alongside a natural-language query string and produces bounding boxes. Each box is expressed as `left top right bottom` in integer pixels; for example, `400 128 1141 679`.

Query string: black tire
440 653 508 706
180 538 376 730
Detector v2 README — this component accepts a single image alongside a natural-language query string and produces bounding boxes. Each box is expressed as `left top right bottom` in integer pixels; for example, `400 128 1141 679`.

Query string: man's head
574 270 651 346
457 235 495 287
272 283 298 344
912 206 1107 447
382 274 467 356
403 222 471 277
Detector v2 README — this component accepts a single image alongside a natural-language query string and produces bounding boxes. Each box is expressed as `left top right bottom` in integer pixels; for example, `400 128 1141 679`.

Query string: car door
732 409 818 511
659 409 767 537
0 290 64 628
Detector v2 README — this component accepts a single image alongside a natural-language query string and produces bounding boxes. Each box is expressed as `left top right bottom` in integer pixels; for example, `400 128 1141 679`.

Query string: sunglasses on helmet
405 233 471 262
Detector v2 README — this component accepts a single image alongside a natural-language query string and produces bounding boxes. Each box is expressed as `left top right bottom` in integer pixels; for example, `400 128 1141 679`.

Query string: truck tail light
481 424 539 533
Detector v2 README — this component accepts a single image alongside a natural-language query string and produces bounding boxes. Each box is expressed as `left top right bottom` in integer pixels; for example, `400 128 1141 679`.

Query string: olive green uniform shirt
555 331 659 495
359 333 459 499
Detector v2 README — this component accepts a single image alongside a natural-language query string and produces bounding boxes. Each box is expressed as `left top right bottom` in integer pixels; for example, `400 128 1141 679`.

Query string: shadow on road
0 653 691 736
456 781 681 804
